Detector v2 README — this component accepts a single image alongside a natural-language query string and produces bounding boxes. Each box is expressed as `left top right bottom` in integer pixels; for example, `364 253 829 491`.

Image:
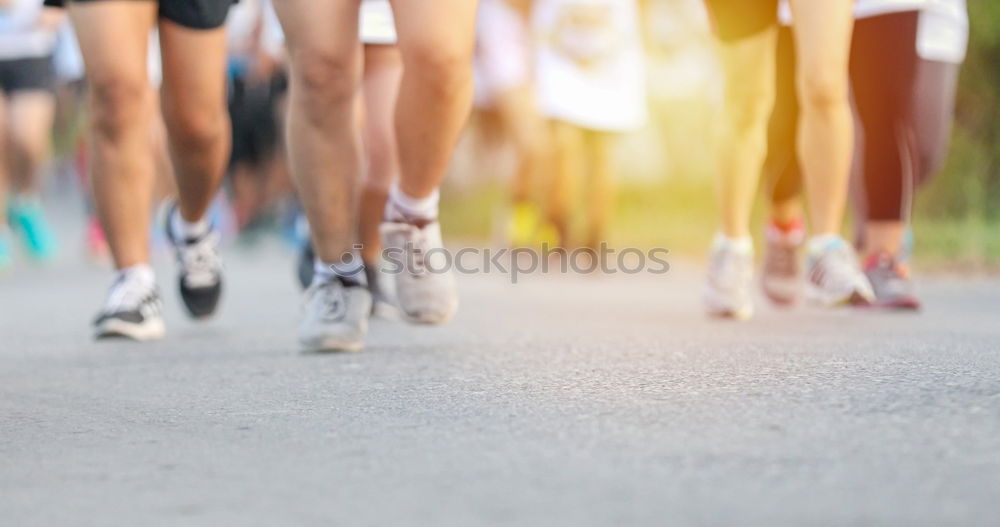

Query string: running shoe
94 274 166 341
805 236 875 307
864 253 920 310
165 206 223 319
299 277 372 352
761 221 804 306
0 231 12 272
704 234 755 320
297 241 315 290
381 220 458 324
7 197 57 262
365 264 399 319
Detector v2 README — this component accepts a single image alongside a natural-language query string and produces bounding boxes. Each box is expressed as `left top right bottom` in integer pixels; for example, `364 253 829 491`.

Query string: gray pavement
2 239 1000 526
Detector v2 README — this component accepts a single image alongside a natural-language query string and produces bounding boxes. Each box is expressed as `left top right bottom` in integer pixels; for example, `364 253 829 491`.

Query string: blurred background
2 0 997 277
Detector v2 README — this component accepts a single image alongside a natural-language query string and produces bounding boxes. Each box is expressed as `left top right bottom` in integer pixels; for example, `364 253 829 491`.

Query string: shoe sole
95 318 166 342
301 337 365 353
707 307 754 321
805 284 874 308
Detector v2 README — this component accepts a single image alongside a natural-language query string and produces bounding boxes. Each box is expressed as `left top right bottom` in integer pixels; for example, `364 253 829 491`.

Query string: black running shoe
94 276 166 341
166 205 223 319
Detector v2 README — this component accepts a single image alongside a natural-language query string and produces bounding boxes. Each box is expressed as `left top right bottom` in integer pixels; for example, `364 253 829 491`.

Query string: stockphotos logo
335 243 670 284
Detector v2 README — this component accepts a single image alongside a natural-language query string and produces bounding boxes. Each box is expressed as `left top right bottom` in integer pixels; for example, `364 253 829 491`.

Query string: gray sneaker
805 236 875 307
864 253 920 310
298 278 372 352
704 236 755 320
761 223 804 306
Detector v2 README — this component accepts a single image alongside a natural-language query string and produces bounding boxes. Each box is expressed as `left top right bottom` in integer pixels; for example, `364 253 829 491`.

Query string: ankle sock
807 234 845 254
770 216 804 234
117 264 156 290
386 184 439 223
170 208 210 241
314 256 367 287
713 233 753 254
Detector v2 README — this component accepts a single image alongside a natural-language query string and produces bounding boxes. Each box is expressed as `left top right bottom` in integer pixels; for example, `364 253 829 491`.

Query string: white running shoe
381 220 458 324
94 274 166 341
299 278 372 352
704 234 755 320
805 236 876 307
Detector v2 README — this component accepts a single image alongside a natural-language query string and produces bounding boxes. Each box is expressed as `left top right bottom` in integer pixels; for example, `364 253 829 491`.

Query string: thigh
68 1 156 89
7 91 56 151
273 0 360 57
789 0 854 90
157 17 228 118
389 0 478 61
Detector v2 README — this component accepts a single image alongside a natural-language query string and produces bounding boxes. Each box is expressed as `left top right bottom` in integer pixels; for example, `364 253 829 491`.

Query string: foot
805 236 875 307
94 272 166 341
704 234 754 320
761 221 804 306
864 253 920 310
299 278 372 352
166 205 223 319
381 220 458 324
8 197 57 262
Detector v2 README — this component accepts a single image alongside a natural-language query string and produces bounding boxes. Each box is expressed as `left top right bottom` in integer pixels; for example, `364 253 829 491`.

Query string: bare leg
547 120 583 247
69 1 158 269
864 221 905 256
273 0 361 263
158 19 229 222
715 27 778 239
0 94 9 223
7 92 56 195
585 131 614 250
789 0 855 236
389 0 478 199
359 44 402 265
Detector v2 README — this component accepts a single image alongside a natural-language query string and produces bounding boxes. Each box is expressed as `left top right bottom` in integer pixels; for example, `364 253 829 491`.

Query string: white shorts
533 0 647 132
361 0 397 45
473 0 531 108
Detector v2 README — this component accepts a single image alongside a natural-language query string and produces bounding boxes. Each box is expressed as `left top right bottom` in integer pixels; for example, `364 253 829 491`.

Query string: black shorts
0 57 55 94
43 0 237 30
703 0 779 42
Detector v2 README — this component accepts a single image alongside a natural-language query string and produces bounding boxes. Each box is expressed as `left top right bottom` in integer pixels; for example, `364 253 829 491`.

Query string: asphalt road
2 240 999 526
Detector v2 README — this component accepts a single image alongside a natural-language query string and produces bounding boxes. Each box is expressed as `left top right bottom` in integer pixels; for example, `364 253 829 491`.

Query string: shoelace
180 233 221 288
767 243 798 276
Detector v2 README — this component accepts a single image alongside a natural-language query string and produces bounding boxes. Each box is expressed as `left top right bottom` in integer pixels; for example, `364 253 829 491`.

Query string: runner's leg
69 1 158 269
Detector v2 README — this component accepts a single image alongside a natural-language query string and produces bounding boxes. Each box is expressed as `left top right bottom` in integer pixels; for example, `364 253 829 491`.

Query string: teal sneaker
0 232 12 272
8 197 58 262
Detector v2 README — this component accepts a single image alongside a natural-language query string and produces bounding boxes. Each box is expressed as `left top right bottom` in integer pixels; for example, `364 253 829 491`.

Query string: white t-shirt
0 0 58 60
534 0 647 131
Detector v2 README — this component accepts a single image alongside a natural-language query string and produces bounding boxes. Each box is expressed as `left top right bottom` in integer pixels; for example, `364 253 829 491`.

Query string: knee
291 49 358 115
163 102 227 152
798 69 850 112
726 88 774 136
404 44 473 98
88 75 148 139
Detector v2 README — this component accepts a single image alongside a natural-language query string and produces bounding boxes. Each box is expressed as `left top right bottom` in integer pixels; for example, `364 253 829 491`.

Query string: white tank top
0 0 59 60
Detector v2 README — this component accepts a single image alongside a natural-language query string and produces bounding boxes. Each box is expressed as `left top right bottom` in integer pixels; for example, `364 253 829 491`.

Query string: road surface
2 238 999 526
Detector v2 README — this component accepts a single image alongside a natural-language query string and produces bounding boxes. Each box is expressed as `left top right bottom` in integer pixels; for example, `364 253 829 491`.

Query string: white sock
713 233 753 254
116 264 156 290
170 208 210 241
386 184 439 222
314 256 366 287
